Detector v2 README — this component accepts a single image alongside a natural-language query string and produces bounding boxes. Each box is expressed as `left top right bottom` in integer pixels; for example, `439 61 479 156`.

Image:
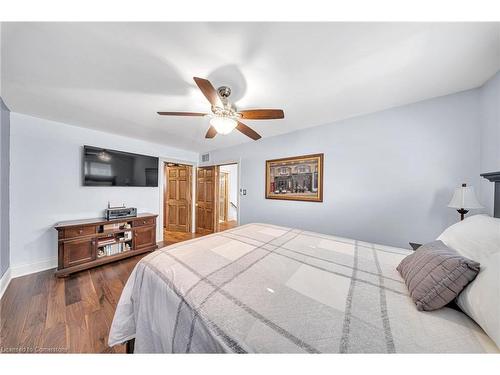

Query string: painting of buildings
265 154 323 202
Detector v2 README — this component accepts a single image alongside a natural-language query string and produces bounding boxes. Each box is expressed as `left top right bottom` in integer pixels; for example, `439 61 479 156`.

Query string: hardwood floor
0 255 148 353
163 220 236 245
163 229 202 245
0 224 239 354
218 220 237 232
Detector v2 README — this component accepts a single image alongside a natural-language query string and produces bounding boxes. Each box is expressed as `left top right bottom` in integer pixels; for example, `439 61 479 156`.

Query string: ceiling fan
157 77 285 140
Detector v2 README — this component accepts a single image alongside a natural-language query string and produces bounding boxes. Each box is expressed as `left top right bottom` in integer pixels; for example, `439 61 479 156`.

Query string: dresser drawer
64 225 96 239
133 217 156 227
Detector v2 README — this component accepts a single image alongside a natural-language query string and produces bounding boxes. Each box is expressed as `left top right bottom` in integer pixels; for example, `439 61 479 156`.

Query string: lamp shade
448 184 483 209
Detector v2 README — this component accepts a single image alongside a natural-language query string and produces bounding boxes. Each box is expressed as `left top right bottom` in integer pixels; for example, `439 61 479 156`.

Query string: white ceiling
2 22 499 152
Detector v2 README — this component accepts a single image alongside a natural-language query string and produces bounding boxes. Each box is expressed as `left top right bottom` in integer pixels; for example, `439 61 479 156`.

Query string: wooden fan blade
157 111 206 116
193 77 223 108
236 121 261 140
239 109 284 120
205 126 217 139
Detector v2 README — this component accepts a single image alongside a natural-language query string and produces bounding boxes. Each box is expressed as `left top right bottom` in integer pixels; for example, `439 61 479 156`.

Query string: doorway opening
217 163 238 232
163 162 195 244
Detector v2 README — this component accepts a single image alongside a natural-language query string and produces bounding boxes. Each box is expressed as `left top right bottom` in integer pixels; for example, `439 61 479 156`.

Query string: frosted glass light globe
210 116 237 135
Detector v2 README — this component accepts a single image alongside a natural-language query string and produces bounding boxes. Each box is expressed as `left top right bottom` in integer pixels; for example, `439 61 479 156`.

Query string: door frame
218 161 240 227
164 162 193 233
158 158 197 241
218 171 229 223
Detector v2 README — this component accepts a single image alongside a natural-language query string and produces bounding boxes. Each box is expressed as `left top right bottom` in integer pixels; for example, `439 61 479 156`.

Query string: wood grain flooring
218 220 237 232
0 255 145 353
163 229 202 244
0 225 237 354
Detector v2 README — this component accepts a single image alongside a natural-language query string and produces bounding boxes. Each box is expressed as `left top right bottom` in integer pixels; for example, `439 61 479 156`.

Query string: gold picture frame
265 153 324 202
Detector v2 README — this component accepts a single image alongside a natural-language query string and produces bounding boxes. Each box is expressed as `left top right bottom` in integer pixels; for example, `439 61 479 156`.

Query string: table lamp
448 183 483 220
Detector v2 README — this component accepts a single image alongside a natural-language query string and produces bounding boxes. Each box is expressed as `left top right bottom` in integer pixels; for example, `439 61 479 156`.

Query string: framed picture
265 153 324 202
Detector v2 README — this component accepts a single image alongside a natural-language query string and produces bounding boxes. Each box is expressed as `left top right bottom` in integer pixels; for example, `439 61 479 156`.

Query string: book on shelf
98 242 131 257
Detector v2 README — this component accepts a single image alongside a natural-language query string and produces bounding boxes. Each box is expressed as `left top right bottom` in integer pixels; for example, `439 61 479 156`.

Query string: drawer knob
143 220 146 224
78 229 83 234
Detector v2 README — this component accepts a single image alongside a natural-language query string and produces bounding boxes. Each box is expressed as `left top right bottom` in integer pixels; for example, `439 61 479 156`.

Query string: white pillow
437 214 500 348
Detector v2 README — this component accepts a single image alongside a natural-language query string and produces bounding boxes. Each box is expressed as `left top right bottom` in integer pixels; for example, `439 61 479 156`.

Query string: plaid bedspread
108 223 498 353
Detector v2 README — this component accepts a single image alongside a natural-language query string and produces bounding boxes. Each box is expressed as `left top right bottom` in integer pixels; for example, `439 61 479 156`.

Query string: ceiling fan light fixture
209 116 237 135
157 77 283 140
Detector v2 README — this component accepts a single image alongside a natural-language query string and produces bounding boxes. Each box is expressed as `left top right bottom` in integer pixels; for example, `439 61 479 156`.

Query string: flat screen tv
83 146 159 187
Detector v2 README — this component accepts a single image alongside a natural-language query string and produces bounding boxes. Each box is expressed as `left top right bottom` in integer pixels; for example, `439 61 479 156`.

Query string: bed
108 223 498 353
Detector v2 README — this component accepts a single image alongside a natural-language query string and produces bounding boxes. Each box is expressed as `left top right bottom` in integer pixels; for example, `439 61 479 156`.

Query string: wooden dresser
54 213 158 277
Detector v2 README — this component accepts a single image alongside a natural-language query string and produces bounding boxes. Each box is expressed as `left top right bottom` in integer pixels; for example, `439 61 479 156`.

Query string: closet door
165 164 192 232
196 166 216 234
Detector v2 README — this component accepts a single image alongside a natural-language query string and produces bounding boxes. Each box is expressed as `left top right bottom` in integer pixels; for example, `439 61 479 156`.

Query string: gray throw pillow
396 240 480 311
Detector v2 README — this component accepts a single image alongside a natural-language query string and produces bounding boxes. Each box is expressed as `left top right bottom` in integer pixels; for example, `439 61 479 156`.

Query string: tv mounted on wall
83 146 159 187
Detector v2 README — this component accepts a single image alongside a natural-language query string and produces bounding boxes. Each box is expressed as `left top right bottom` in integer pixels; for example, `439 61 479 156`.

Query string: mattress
108 223 498 353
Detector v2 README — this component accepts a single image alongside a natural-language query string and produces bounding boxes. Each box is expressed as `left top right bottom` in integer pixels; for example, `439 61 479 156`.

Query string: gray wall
0 97 10 277
479 71 500 215
204 89 482 249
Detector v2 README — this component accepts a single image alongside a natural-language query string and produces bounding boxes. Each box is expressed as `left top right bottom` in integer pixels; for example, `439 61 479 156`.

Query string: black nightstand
409 242 422 251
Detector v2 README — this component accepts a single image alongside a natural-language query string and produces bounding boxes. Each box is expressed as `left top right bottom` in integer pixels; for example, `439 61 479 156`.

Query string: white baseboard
10 257 58 278
0 268 12 301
